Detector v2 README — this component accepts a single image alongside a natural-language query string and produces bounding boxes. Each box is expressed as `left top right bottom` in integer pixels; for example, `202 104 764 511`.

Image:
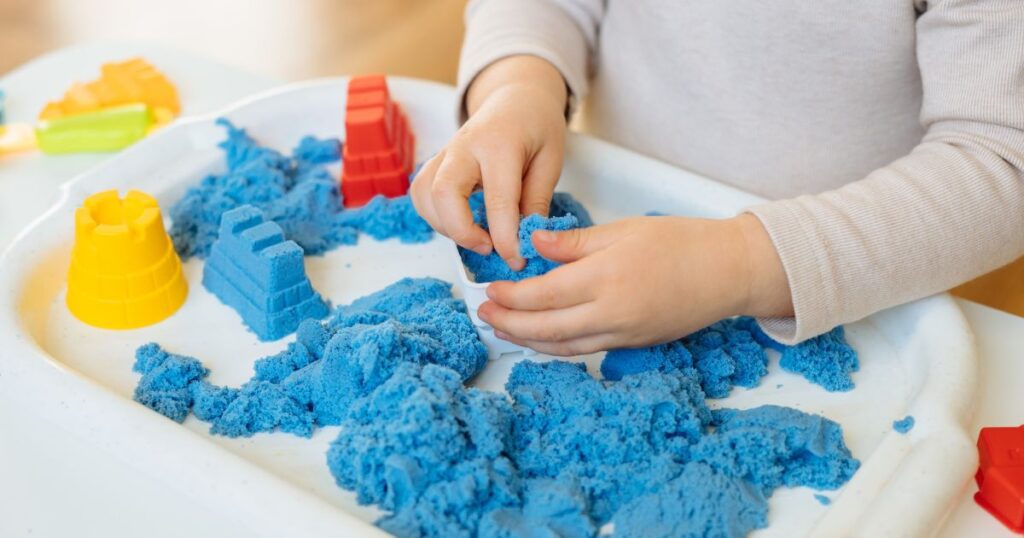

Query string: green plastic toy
35 104 151 154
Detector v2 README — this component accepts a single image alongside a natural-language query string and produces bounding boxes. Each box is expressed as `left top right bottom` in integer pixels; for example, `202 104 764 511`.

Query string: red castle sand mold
975 425 1024 533
341 75 415 208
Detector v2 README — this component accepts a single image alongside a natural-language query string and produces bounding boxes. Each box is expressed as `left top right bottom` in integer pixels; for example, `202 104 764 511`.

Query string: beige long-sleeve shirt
457 0 1024 343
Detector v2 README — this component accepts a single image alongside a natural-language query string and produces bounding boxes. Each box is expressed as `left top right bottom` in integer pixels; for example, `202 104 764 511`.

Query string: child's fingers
409 152 445 232
485 266 593 311
480 151 526 270
476 300 599 343
519 144 561 217
492 330 616 357
531 223 621 263
432 151 493 255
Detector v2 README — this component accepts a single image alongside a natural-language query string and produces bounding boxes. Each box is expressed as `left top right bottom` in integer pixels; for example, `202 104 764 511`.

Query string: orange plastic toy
340 75 415 208
975 425 1024 533
67 190 188 329
39 58 179 124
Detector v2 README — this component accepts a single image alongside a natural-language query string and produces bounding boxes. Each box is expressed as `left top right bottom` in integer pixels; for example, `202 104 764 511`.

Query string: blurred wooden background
953 259 1024 316
0 0 469 83
1 0 1020 316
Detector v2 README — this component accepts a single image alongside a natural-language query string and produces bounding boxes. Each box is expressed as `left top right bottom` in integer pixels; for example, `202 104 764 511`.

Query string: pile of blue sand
133 277 861 535
169 119 432 260
459 192 592 283
327 359 859 537
603 318 859 393
202 205 329 341
133 277 488 437
132 343 209 423
692 406 860 494
506 361 711 522
611 462 769 538
777 326 860 391
893 415 915 434
601 317 769 398
327 362 596 538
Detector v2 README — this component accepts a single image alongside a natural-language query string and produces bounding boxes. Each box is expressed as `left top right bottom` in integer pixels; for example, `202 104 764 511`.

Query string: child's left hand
476 214 793 355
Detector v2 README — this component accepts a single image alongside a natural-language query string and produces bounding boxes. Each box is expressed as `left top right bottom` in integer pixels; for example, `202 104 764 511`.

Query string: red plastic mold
341 74 415 208
975 425 1024 533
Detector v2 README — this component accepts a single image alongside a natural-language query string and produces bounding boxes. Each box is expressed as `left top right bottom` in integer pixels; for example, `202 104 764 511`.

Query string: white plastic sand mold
0 78 978 538
450 248 538 359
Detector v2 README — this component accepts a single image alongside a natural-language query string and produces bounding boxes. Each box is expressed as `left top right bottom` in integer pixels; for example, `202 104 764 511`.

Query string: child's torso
578 0 925 199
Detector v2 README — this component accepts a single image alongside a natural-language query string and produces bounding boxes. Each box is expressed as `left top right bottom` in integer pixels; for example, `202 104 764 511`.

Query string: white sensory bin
0 78 978 537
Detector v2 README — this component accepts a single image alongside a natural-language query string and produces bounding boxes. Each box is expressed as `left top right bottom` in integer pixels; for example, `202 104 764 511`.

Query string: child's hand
411 56 568 270
477 214 794 355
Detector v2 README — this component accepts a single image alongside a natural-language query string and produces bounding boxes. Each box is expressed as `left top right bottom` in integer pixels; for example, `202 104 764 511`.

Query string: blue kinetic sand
328 362 524 536
506 361 711 523
292 135 341 164
478 480 596 538
325 358 859 537
169 119 431 259
612 462 769 538
601 317 769 398
132 343 209 423
604 317 859 394
779 326 860 392
135 304 861 534
692 406 859 494
459 192 586 283
815 494 832 506
138 137 869 535
203 205 329 341
549 192 594 226
133 278 487 437
893 415 915 434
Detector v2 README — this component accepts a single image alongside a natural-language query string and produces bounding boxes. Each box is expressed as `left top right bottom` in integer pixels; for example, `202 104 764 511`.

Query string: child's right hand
410 55 569 271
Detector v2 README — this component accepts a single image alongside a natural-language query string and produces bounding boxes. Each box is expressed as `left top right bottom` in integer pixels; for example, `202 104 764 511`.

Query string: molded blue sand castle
203 205 329 341
460 191 591 283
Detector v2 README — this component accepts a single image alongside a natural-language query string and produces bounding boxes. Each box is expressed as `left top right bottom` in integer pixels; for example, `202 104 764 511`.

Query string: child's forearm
466 55 568 119
735 213 794 319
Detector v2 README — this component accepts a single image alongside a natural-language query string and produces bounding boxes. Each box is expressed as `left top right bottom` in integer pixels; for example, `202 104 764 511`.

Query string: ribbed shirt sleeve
748 0 1024 343
456 0 603 123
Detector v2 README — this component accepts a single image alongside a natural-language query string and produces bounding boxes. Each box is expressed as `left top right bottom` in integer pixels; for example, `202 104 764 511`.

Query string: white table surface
0 42 1020 538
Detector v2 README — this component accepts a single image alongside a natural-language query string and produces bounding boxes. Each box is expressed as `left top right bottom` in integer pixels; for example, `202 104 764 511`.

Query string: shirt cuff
456 0 591 124
745 199 842 345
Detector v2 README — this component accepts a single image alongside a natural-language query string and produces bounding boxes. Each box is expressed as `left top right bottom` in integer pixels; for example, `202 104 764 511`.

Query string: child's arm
475 0 1024 352
737 0 1024 343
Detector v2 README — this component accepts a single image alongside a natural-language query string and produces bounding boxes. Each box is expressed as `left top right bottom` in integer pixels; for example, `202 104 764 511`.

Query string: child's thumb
532 225 614 263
